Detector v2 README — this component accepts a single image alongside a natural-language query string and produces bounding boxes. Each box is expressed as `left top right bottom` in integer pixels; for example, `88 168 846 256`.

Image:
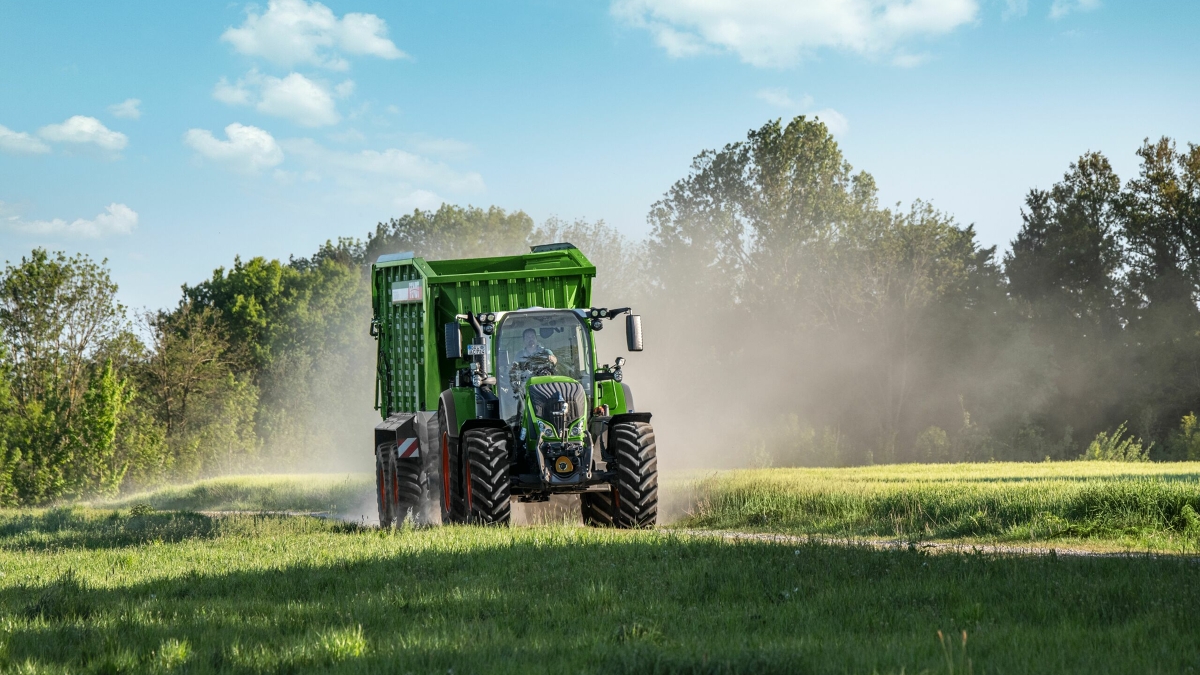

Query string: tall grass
677 462 1200 549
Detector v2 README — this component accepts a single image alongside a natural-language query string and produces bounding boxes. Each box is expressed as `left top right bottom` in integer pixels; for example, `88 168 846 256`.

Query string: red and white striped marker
397 437 419 458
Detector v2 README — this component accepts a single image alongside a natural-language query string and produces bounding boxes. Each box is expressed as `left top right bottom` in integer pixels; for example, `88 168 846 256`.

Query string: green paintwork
596 379 629 415
450 387 476 434
371 248 595 418
527 375 577 386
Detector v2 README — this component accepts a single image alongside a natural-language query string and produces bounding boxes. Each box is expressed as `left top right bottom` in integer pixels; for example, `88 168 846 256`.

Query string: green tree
645 116 1013 463
1116 138 1200 443
1003 152 1125 446
0 347 18 505
0 250 138 502
366 204 533 262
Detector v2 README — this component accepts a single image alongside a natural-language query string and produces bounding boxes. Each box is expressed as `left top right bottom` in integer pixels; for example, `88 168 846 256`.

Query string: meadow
0 462 1195 673
676 461 1200 552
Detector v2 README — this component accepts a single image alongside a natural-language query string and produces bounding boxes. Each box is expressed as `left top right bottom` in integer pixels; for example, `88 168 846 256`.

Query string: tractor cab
494 309 594 423
494 309 595 484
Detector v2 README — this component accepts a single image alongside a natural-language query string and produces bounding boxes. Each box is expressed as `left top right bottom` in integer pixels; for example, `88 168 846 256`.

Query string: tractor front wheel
463 427 512 525
611 421 658 528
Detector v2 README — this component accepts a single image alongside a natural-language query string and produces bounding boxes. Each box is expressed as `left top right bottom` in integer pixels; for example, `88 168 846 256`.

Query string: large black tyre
375 451 390 527
463 427 512 525
611 421 657 528
377 444 422 527
438 403 466 524
580 491 615 527
392 457 422 524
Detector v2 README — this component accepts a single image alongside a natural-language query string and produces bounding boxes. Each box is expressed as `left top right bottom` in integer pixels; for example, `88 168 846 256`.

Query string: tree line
1 116 1197 503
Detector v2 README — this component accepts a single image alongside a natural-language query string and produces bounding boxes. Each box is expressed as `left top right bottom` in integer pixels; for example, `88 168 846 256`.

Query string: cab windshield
495 310 592 423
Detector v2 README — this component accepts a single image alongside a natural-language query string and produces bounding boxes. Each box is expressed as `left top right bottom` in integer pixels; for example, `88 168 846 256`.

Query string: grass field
0 463 1195 673
1 509 1198 674
676 462 1200 552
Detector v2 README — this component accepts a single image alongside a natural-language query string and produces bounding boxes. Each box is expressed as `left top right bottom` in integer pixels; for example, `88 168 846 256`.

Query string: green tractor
370 244 656 528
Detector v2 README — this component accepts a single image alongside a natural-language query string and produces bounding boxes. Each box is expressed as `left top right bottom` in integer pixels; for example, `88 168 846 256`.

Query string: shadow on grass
1 521 1198 674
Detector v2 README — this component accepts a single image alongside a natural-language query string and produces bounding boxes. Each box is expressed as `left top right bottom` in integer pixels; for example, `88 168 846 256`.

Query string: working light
590 318 603 331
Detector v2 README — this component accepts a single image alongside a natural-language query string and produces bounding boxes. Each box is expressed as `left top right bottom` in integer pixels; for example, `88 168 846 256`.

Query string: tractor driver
517 327 558 368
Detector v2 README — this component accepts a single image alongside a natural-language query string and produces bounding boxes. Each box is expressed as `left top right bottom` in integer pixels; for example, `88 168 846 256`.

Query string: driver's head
523 328 538 350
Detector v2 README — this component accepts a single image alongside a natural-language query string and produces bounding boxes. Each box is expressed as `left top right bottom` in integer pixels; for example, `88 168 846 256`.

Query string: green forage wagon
370 244 656 527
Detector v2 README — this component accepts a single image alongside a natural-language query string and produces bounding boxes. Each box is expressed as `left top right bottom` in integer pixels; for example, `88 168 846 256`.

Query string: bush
1166 413 1200 461
1080 422 1150 462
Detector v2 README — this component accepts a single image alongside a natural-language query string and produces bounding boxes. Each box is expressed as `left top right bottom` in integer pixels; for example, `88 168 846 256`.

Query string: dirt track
672 528 1200 559
197 510 1196 558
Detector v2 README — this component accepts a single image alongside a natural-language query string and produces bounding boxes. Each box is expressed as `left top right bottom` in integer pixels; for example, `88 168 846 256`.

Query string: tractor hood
527 376 588 428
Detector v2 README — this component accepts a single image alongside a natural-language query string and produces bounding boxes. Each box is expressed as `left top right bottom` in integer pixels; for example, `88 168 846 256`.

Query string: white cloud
38 116 128 151
282 138 485 193
334 80 355 98
756 87 813 109
258 73 340 127
4 203 138 238
756 88 849 136
214 77 252 105
0 124 51 155
1049 0 1100 19
810 108 850 136
1002 0 1028 19
221 0 405 70
183 123 284 173
213 71 341 127
109 98 142 120
891 51 930 67
612 0 979 67
410 136 473 161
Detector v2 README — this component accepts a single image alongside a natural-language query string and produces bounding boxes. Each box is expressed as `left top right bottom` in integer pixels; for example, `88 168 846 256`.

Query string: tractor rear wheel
463 427 512 525
611 421 658 528
392 457 422 524
375 450 390 527
580 491 615 527
377 444 422 527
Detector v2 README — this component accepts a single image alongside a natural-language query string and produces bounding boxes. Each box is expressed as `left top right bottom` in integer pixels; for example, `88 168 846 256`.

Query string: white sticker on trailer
391 280 424 304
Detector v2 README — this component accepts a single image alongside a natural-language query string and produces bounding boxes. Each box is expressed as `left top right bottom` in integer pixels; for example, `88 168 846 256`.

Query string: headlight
537 419 557 439
567 418 586 439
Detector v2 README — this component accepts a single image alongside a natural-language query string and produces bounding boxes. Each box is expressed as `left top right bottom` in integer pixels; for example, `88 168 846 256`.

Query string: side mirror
626 314 643 352
444 322 463 358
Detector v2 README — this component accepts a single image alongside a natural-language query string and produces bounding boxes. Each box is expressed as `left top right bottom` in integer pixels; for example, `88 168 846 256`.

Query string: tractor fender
375 413 420 457
606 412 652 455
461 418 508 435
438 390 458 437
439 387 478 438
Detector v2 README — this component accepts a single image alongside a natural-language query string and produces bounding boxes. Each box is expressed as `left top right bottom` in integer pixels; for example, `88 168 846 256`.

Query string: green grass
676 462 1200 551
95 474 373 516
0 508 1197 674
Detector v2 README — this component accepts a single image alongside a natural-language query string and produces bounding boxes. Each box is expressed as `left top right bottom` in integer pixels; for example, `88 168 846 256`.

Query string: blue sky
1 0 1197 311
